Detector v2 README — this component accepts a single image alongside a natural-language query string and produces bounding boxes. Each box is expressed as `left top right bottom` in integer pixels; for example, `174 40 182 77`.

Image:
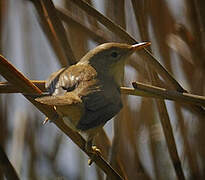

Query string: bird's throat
109 61 125 87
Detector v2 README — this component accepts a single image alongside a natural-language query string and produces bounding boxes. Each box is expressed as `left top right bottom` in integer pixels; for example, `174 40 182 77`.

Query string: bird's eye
110 51 118 58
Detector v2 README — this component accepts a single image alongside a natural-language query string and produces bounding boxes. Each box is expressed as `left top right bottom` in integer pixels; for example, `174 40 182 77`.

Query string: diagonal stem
0 55 123 180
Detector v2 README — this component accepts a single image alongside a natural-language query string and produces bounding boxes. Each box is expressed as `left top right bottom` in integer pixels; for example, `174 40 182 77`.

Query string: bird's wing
77 103 121 130
35 64 97 106
45 67 66 95
35 92 82 105
77 83 122 130
83 91 112 111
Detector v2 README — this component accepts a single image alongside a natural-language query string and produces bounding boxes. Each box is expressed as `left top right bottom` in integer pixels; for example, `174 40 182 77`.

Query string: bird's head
78 42 150 86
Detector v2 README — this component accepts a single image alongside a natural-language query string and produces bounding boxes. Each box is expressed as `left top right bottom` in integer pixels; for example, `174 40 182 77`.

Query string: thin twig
0 81 46 93
132 82 205 107
149 69 186 180
0 55 123 180
31 0 69 67
31 0 76 66
1 80 205 107
41 0 76 64
56 7 110 44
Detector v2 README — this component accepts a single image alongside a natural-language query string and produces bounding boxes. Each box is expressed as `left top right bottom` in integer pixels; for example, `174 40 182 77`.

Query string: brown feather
35 92 82 105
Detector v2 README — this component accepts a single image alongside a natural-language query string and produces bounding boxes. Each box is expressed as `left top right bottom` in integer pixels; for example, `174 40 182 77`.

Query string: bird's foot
87 145 101 166
43 117 49 125
43 106 59 125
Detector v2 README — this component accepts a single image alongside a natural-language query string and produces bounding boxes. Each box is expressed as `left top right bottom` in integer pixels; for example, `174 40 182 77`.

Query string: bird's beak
131 42 151 51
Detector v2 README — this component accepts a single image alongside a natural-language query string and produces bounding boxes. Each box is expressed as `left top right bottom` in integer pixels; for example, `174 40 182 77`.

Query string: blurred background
0 0 205 179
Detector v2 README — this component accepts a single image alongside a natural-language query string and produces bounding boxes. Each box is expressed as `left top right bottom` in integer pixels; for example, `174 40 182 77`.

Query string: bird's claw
43 117 49 125
42 107 59 125
87 146 101 166
91 146 101 154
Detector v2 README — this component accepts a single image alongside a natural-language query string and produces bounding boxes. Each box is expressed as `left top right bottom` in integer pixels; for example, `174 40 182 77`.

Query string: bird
35 42 150 157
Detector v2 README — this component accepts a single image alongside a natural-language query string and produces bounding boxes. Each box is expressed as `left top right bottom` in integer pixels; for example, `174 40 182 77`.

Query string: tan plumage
35 42 150 151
